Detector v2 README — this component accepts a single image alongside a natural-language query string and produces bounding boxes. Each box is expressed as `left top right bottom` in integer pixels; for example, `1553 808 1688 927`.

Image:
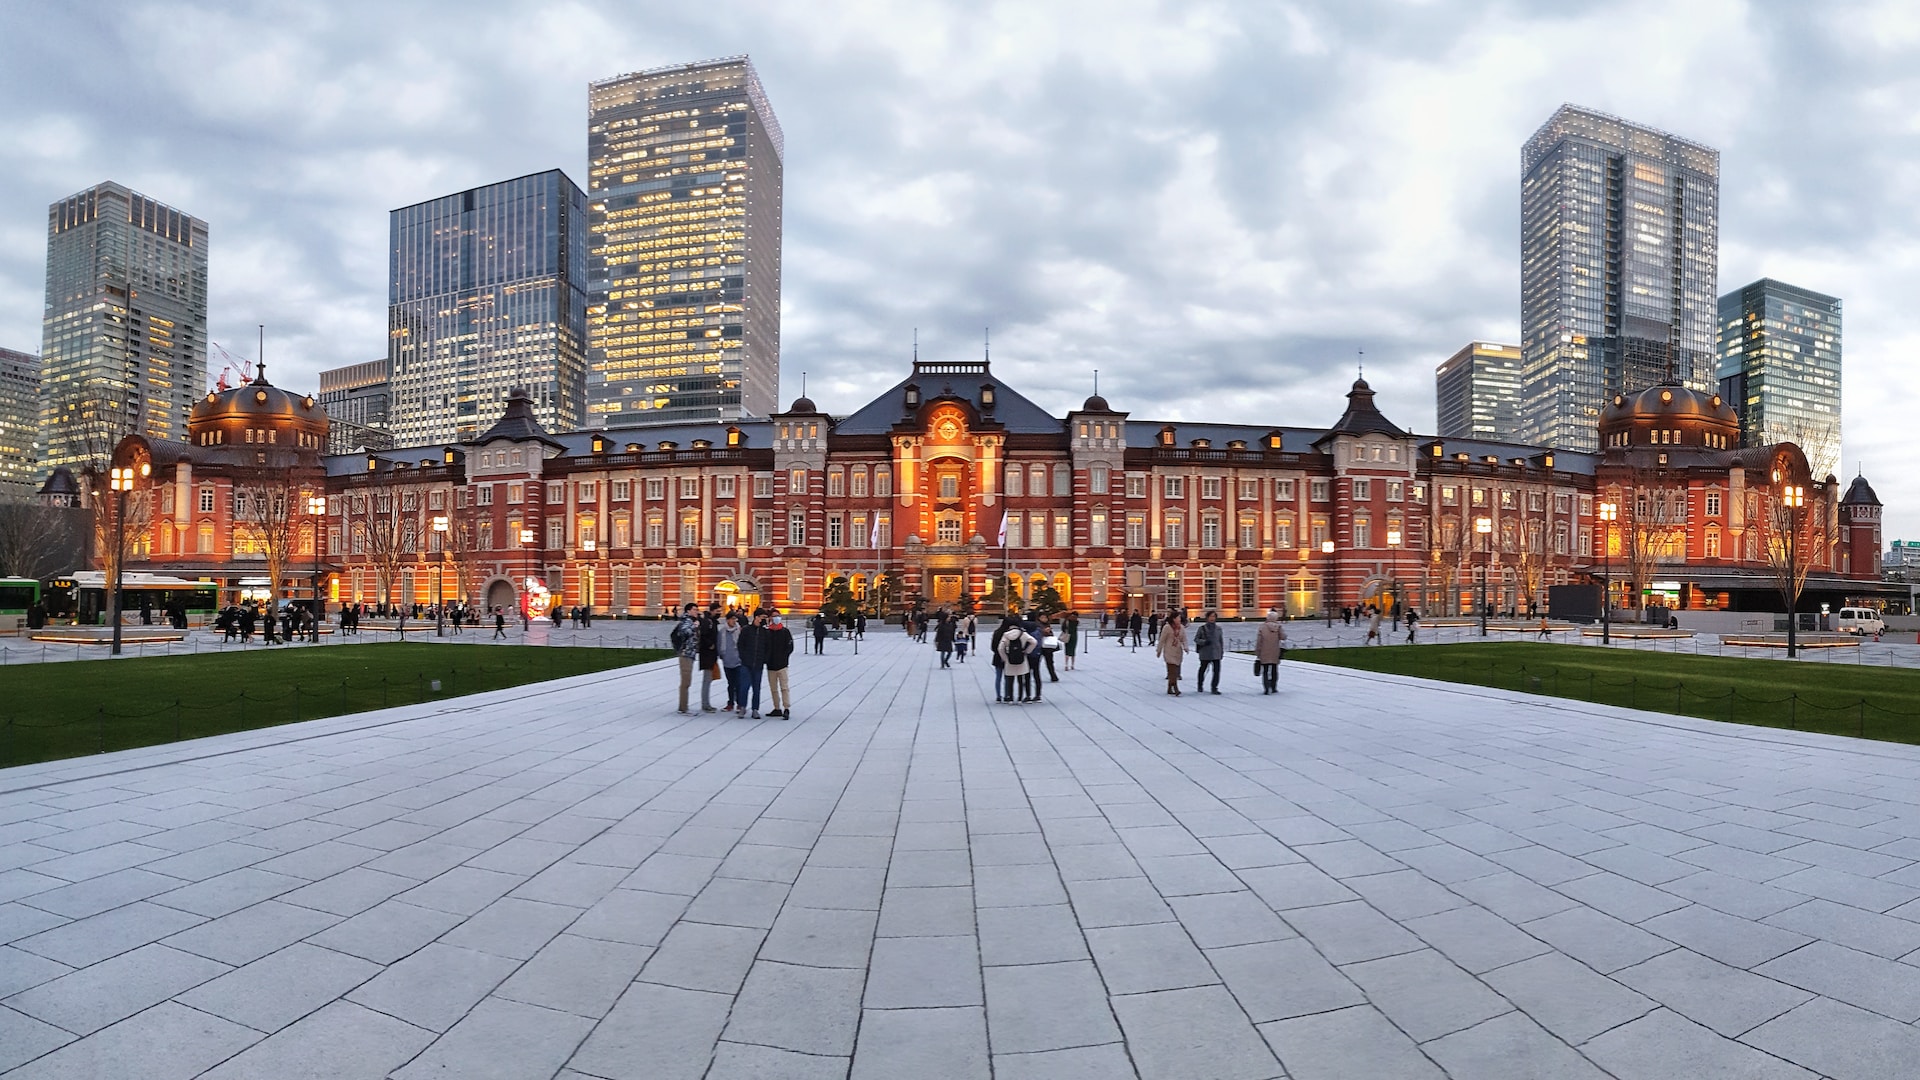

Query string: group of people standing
672 602 796 719
987 611 1078 703
213 602 322 644
1149 608 1291 696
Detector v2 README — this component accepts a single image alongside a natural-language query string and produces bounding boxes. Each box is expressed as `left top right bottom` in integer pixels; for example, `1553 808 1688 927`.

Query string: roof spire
1093 369 1099 396
912 327 918 363
255 324 266 383
1357 348 1364 380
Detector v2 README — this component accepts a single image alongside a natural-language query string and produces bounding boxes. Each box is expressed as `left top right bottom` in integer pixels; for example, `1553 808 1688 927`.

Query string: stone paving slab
6 630 1920 1075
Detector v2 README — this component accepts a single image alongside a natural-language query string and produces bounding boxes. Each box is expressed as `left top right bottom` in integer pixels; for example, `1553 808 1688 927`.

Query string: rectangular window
851 470 868 497
1202 571 1220 612
1239 479 1258 501
1440 485 1458 506
828 470 845 497
1352 478 1371 501
827 513 843 547
716 515 736 547
1705 491 1722 517
1310 517 1328 547
645 478 665 501
753 512 772 547
1310 479 1330 502
1500 489 1516 510
936 515 962 543
1528 491 1545 512
754 475 774 498
876 513 891 548
1090 465 1109 494
546 483 564 504
1090 511 1108 547
1053 464 1070 497
507 482 523 504
547 520 564 548
647 517 665 547
1275 516 1294 548
1005 514 1022 548
1472 487 1488 507
1126 513 1146 548
789 469 806 494
1029 512 1047 547
1579 495 1594 517
477 485 494 506
400 491 418 512
1240 569 1258 610
1165 515 1185 548
1239 520 1257 549
681 516 699 547
1201 517 1220 547
577 481 597 502
1386 480 1402 502
1165 476 1185 499
1275 479 1295 501
1705 531 1721 557
679 477 699 500
1126 475 1147 499
940 473 959 499
788 514 807 546
1354 517 1372 548
1005 466 1024 497
1054 513 1070 548
716 475 736 499
612 480 630 501
614 517 631 547
199 488 215 513
1201 477 1221 499
875 468 891 497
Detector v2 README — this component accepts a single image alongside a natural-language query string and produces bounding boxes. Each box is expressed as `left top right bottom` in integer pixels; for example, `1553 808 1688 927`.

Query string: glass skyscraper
39 182 209 469
1717 278 1842 477
587 55 783 425
388 170 588 446
1520 106 1719 453
0 348 39 495
1434 341 1523 441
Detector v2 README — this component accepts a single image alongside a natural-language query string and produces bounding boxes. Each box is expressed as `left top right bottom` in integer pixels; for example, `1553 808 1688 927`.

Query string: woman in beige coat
1154 612 1188 696
1254 608 1288 695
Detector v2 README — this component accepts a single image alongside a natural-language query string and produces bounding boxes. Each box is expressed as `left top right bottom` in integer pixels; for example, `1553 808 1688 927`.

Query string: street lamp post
106 436 152 657
1598 501 1617 645
431 515 448 636
307 495 328 635
1387 527 1403 630
1321 539 1335 627
1782 483 1805 659
518 527 536 629
1474 516 1492 637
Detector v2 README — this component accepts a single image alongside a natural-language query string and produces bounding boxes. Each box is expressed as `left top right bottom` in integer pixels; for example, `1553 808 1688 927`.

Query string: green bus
0 577 39 631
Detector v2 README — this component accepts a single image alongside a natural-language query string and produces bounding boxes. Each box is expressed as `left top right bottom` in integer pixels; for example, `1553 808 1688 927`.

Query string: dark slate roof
833 365 1062 435
547 421 776 457
37 465 78 496
475 388 564 448
1125 423 1319 453
1843 474 1882 506
1314 377 1409 442
1428 436 1599 475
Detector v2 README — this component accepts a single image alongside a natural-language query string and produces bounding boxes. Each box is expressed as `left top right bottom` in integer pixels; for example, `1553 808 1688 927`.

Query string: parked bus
0 577 40 632
51 572 219 628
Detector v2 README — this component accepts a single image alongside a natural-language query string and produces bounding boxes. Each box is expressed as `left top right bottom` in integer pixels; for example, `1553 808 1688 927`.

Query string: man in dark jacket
1129 610 1143 647
697 610 721 712
1193 611 1226 694
812 611 829 655
765 613 795 718
738 612 768 717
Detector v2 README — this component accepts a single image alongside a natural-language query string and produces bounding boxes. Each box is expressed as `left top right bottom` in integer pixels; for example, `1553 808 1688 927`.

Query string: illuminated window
1165 514 1185 548
647 515 665 547
1006 465 1024 497
1239 517 1257 549
1200 516 1220 547
1054 513 1070 547
875 466 892 497
1354 516 1371 549
788 513 806 546
828 468 844 497
789 468 806 494
1275 515 1294 548
936 513 962 544
1090 511 1109 547
827 513 843 547
851 468 868 497
681 514 700 547
716 513 735 547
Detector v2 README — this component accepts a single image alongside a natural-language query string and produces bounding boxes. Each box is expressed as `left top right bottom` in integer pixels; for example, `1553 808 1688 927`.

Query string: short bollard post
97 705 105 753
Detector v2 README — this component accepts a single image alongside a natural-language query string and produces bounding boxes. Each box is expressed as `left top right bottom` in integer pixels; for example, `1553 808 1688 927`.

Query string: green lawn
0 643 669 768
1296 642 1920 744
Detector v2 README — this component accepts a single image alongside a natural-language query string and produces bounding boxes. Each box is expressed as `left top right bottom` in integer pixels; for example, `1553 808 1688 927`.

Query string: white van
1836 607 1885 636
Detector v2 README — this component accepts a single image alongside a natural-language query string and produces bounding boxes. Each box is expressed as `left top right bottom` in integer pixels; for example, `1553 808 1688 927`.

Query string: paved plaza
5 632 1920 1077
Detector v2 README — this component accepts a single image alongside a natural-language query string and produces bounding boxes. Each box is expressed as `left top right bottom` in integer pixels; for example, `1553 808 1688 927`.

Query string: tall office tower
0 348 40 495
1434 341 1524 440
317 358 395 454
588 55 783 425
1520 106 1719 452
39 182 209 469
1716 278 1842 476
387 170 589 446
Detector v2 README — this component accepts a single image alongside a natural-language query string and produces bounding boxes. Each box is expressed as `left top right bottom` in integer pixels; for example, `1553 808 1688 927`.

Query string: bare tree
442 496 482 605
1761 482 1836 654
0 497 87 579
356 481 410 609
1615 467 1688 614
232 449 323 619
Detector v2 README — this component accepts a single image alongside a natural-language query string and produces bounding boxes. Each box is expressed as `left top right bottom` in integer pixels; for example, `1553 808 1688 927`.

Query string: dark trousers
1023 670 1040 701
1197 658 1220 692
1003 673 1020 701
993 662 1005 700
1040 649 1058 681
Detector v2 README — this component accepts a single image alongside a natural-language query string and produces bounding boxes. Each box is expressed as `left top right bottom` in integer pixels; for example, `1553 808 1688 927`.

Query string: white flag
870 515 881 549
998 511 1009 547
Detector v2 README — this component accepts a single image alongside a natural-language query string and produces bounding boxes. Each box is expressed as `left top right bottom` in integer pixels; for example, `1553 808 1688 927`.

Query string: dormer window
1159 426 1176 447
980 384 996 410
591 434 607 454
904 384 920 409
1191 439 1210 449
726 426 741 447
691 439 712 450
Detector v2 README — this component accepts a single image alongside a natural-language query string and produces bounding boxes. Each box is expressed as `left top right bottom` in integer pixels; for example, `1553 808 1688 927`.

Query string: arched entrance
714 577 762 612
484 578 516 614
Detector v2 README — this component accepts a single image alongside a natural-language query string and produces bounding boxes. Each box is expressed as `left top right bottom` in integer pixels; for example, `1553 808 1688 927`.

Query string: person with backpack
990 616 1013 702
1404 609 1419 644
996 618 1038 704
1193 611 1225 694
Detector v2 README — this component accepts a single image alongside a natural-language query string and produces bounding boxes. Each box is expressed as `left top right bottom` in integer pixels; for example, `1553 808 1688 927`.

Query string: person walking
764 613 795 718
1537 615 1552 640
1365 605 1384 645
1061 611 1079 671
1193 611 1225 694
739 611 768 718
996 618 1037 704
812 612 829 655
1404 609 1419 644
1254 608 1288 694
1147 612 1162 650
934 612 955 668
1036 616 1061 683
1155 612 1188 696
493 607 507 640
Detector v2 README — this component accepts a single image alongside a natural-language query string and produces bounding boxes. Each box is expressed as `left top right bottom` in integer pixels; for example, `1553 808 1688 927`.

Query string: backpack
670 622 692 651
1003 634 1028 668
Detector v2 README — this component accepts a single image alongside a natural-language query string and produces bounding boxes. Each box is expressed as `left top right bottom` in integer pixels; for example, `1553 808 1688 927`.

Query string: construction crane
209 341 255 392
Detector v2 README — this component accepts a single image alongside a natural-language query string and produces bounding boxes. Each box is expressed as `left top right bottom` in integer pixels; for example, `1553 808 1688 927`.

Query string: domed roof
1842 474 1882 506
186 366 329 449
1081 394 1111 412
787 396 818 413
1600 383 1738 426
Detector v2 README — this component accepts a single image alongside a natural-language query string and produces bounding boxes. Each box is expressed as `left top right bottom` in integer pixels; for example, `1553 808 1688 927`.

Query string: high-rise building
1435 342 1524 441
317 358 395 455
0 348 40 495
1520 106 1719 453
39 182 209 469
588 56 783 425
387 170 588 446
1716 278 1842 477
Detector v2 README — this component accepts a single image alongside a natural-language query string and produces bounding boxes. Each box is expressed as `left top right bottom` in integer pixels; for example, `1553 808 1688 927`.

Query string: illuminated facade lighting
388 170 589 448
0 348 38 495
1435 342 1523 442
39 182 209 469
1716 278 1842 478
587 55 783 425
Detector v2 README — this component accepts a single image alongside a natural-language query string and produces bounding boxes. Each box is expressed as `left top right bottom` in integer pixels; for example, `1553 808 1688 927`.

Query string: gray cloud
1 0 1916 538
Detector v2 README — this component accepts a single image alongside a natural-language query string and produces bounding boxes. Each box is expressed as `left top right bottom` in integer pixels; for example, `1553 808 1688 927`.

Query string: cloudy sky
2 0 1915 539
